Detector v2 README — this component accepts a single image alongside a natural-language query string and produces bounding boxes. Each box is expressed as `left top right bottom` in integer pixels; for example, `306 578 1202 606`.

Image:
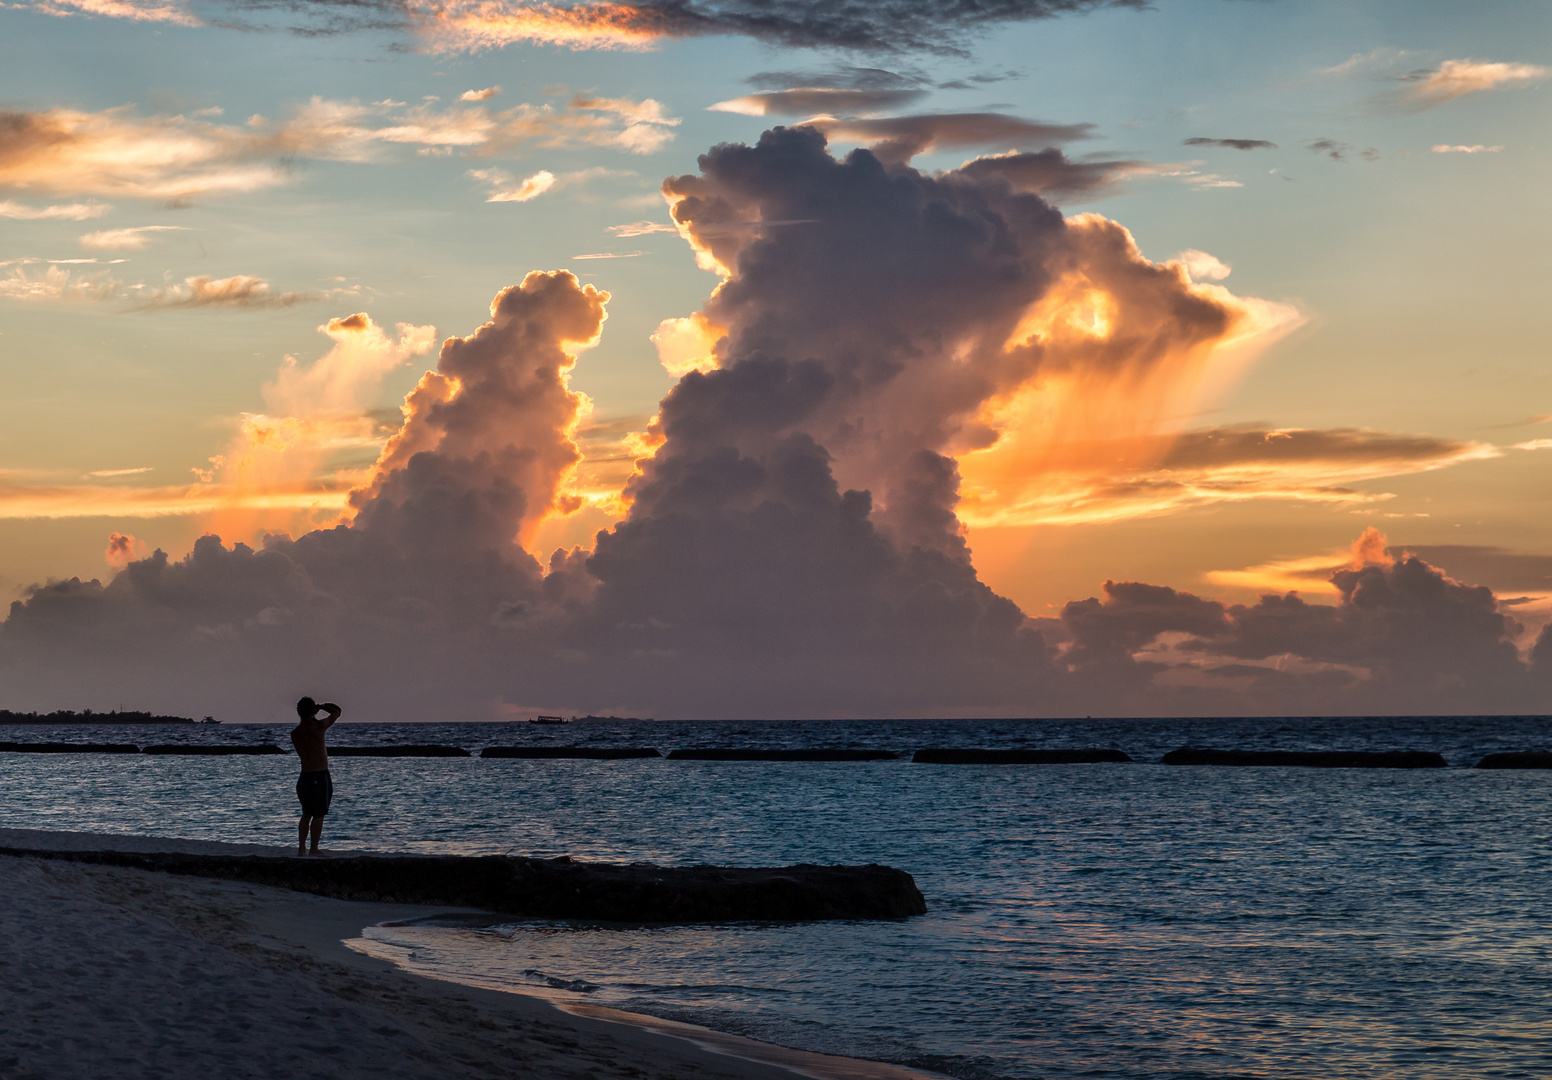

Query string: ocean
3 716 1550 1079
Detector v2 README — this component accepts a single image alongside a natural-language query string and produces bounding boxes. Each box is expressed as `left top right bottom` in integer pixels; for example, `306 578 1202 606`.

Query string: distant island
0 710 195 725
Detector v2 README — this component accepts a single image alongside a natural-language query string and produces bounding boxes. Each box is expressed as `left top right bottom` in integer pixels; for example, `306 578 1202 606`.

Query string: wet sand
0 829 944 1080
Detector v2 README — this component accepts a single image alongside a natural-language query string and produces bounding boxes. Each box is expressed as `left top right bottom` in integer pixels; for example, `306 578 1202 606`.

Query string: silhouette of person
290 696 341 856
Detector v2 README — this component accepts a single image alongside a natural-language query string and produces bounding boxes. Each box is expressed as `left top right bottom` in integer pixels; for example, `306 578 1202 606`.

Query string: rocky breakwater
1163 748 1447 768
0 847 927 922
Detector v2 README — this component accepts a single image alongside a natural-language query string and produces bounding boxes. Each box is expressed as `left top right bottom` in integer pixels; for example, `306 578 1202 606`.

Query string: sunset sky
2 0 1549 720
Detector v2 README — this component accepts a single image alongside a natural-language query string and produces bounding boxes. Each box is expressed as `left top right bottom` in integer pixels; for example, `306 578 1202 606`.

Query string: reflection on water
3 717 1551 1079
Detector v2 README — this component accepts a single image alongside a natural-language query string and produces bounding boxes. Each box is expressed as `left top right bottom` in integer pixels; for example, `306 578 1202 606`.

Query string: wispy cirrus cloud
26 0 196 24
0 106 289 200
0 256 339 309
1183 137 1276 151
468 164 633 202
607 219 678 236
806 112 1093 163
469 168 557 202
78 225 190 250
1306 138 1378 163
0 199 112 220
0 262 123 303
955 147 1147 200
1432 143 1501 154
407 0 1152 55
0 96 679 205
710 87 929 116
1397 58 1548 108
15 0 1161 54
958 426 1498 529
133 274 325 309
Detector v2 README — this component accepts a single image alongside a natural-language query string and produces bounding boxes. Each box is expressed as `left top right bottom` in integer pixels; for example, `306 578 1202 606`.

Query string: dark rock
913 748 1132 764
141 744 285 755
666 749 898 761
481 747 662 759
1162 747 1446 768
0 847 927 922
1473 751 1552 769
328 745 471 757
0 742 141 754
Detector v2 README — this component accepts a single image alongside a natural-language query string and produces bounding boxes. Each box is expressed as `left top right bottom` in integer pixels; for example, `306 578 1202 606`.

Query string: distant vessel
530 715 570 725
198 716 221 725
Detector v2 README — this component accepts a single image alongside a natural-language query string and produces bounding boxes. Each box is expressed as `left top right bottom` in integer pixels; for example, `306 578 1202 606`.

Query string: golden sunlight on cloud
204 314 436 540
1205 527 1398 598
470 167 557 202
650 311 724 375
957 216 1306 528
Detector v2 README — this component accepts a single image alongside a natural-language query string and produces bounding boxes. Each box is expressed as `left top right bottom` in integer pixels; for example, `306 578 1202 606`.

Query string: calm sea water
3 717 1551 1079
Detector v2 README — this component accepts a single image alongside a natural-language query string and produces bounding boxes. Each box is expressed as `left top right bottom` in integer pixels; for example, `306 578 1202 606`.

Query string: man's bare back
290 704 339 771
291 697 341 856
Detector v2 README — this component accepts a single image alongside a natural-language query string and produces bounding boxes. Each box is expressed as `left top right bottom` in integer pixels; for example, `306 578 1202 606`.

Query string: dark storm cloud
3 125 1545 720
1183 137 1277 150
1060 554 1548 713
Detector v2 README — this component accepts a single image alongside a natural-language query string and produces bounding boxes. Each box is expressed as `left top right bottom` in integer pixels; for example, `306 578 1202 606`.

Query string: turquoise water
2 717 1550 1079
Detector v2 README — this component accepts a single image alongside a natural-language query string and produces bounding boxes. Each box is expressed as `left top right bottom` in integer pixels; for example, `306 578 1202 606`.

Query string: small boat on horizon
530 715 570 725
198 716 221 725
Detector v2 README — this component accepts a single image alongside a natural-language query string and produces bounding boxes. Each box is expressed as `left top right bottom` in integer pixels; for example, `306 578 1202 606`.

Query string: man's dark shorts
296 769 333 817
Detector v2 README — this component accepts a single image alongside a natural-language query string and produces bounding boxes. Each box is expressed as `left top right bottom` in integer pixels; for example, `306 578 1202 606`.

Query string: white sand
0 830 945 1080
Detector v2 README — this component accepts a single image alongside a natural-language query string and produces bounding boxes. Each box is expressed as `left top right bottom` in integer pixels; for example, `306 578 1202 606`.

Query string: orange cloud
104 531 147 569
414 1 673 52
955 216 1306 527
205 314 436 541
0 479 351 520
29 0 196 24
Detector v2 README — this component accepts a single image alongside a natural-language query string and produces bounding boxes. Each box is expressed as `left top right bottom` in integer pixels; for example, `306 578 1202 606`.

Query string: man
290 696 341 856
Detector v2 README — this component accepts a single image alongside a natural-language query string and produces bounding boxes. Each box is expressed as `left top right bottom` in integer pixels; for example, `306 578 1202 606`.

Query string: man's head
296 696 318 721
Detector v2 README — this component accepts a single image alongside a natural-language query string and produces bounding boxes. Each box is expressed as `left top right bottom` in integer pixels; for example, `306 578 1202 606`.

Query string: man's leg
298 815 311 856
309 814 324 855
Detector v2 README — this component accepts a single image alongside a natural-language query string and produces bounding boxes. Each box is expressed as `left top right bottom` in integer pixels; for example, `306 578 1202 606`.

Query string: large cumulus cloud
2 128 1546 720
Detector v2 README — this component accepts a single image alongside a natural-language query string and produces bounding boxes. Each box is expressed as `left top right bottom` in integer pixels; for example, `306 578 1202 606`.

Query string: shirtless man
290 696 341 856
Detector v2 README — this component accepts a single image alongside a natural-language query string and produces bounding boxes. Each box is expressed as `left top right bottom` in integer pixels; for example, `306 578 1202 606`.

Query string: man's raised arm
319 702 342 728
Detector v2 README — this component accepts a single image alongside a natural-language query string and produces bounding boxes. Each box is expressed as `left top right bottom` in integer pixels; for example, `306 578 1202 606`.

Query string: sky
1 0 1550 720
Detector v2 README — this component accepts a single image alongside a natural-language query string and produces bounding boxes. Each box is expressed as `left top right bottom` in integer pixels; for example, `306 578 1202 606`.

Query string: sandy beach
0 829 942 1080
